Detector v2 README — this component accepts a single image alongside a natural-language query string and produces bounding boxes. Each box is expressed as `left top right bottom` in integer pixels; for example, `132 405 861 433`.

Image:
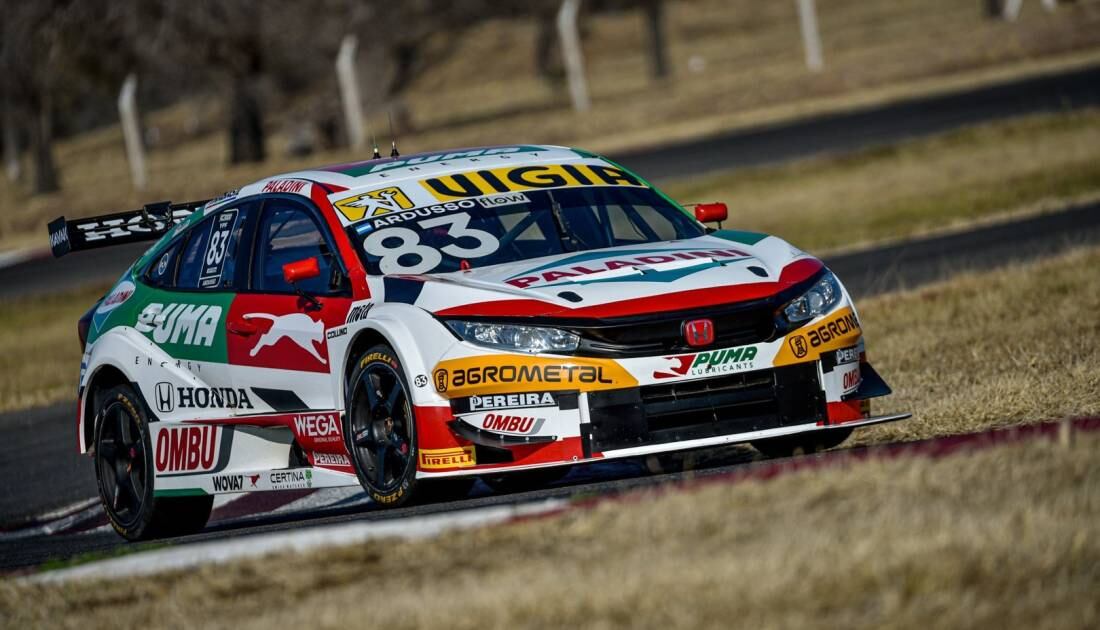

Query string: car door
134 202 257 418
225 196 352 417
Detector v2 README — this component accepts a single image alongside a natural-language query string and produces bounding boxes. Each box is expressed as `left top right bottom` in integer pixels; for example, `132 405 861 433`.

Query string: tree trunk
3 105 21 182
535 12 563 82
29 95 59 193
983 0 1003 17
644 0 669 79
228 78 265 164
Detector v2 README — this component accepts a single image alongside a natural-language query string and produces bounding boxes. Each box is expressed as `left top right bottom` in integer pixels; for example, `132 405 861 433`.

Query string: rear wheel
751 427 853 459
93 384 212 540
345 345 419 507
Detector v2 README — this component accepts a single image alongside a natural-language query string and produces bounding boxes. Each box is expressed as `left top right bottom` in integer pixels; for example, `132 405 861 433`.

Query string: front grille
585 364 824 452
572 303 777 357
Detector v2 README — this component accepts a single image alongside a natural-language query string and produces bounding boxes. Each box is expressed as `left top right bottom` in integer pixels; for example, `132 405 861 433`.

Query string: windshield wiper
547 190 577 252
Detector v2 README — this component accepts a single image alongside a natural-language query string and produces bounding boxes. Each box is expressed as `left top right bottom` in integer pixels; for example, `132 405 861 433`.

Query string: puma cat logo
244 313 327 365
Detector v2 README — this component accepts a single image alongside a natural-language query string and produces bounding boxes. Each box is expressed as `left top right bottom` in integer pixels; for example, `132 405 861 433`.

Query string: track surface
3 65 1100 571
2 63 1098 301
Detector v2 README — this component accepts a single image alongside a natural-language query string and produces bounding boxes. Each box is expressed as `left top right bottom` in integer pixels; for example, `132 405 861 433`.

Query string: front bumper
420 303 908 475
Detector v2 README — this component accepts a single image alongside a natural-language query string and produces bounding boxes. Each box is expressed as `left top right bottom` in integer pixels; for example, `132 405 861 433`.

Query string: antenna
388 110 400 157
365 103 381 159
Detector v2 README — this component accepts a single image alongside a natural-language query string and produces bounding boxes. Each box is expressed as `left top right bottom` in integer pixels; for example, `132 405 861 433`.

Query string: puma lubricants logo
244 313 327 364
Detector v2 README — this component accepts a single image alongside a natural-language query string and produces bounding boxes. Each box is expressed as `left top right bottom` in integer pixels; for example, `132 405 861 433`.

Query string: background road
2 63 1098 301
2 65 1099 570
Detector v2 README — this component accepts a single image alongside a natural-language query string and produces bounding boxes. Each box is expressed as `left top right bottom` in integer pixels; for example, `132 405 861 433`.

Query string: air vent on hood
558 291 583 303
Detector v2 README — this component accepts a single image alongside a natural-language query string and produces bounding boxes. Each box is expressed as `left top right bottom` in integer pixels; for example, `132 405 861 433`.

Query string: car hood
373 233 824 319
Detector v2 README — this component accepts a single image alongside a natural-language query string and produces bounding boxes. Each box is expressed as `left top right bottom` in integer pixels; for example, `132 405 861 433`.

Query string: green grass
664 108 1100 252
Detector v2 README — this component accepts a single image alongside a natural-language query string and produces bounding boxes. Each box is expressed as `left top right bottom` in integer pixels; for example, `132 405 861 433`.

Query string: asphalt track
2 64 1100 571
2 63 1098 301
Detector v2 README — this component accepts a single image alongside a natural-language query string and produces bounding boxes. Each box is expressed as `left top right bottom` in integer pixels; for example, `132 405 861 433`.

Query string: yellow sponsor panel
420 163 646 201
419 446 476 470
335 186 414 222
774 307 862 366
432 354 636 397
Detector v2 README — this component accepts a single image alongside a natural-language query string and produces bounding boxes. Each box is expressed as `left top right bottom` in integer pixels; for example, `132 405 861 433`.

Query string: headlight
446 320 580 354
783 272 842 323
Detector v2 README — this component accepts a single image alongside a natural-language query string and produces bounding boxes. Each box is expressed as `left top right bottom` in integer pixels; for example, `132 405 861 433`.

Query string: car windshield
349 186 705 275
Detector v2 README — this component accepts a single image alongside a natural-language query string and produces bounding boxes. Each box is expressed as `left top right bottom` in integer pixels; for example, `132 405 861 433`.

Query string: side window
176 207 248 290
146 239 183 288
252 202 342 295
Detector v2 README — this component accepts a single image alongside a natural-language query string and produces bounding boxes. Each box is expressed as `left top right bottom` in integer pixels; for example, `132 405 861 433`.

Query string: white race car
48 145 908 540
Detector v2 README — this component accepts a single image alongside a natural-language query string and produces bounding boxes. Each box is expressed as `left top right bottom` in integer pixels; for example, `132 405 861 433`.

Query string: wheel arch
81 363 145 452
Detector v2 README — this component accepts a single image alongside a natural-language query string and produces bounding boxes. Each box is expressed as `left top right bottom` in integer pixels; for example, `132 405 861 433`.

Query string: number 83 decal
362 213 499 274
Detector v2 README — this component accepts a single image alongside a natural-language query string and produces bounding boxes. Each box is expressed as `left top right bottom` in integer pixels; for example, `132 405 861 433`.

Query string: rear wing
47 199 210 258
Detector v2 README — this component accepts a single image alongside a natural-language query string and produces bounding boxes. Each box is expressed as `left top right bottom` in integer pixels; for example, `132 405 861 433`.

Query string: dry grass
856 246 1100 445
3 0 1100 249
665 108 1100 252
3 427 1096 628
0 283 109 413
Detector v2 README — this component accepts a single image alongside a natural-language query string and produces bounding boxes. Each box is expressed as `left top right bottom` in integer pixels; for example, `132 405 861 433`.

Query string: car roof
255 145 599 189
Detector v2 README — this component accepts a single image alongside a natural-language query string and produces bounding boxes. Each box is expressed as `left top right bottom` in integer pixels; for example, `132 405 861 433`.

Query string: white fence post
557 0 591 112
117 73 147 191
335 34 365 151
1040 0 1057 11
1003 0 1024 20
796 0 824 72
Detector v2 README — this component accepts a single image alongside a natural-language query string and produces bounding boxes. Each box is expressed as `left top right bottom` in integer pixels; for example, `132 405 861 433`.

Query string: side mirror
693 202 728 225
283 257 320 285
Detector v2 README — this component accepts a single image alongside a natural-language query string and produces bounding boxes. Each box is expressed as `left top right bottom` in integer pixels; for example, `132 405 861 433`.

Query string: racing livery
49 144 909 540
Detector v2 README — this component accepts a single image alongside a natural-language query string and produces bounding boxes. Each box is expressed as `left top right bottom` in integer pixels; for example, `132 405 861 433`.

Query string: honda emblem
155 381 174 413
683 319 715 347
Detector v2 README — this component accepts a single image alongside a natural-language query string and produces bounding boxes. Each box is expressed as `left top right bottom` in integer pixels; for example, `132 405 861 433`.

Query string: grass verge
2 428 1096 628
664 108 1100 252
856 246 1100 445
0 283 109 413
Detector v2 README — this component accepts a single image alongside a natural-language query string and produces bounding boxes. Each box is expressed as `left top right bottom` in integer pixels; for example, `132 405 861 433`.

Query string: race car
48 144 909 540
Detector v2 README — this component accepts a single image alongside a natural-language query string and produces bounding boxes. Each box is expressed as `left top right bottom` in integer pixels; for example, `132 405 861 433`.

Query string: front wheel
751 427 853 459
345 345 419 507
93 384 212 540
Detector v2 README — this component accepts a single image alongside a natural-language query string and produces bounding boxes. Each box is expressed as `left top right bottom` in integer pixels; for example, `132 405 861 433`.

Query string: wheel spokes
384 382 402 415
374 444 388 487
99 438 119 459
363 372 380 408
116 406 135 448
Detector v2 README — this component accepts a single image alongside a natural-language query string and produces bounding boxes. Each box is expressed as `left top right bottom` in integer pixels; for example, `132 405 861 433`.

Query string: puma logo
244 312 327 365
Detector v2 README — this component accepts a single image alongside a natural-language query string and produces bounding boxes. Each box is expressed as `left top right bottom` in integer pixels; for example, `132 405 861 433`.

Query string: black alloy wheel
346 345 419 506
93 384 213 540
96 393 150 531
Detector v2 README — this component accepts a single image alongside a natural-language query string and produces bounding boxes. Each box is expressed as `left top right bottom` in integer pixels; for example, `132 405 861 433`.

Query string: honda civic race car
48 144 909 540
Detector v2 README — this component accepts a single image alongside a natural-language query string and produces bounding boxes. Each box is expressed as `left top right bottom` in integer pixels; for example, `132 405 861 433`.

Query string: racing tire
345 344 420 508
481 465 572 494
751 427 854 459
93 384 213 541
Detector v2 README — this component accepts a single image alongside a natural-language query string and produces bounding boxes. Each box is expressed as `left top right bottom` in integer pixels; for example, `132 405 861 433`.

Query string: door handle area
227 321 258 336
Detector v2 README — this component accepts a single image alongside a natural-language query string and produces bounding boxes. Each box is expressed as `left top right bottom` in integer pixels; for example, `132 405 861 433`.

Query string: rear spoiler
47 199 210 258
